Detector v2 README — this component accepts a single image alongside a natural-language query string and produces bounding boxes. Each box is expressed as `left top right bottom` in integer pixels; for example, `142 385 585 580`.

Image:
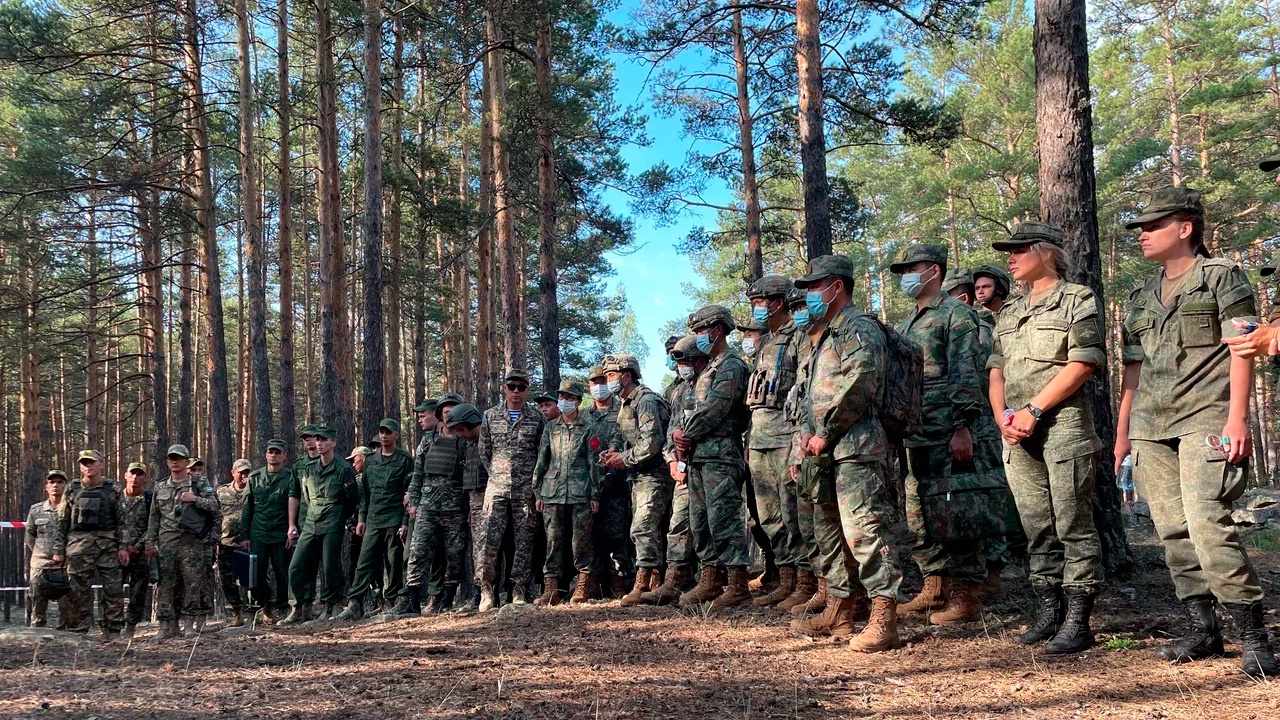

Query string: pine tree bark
18 215 41 499
535 2 560 392
85 219 101 450
732 8 763 281
178 158 195 445
794 0 831 259
476 31 496 402
361 0 387 438
277 0 296 454
138 171 168 468
456 43 475 399
386 15 404 418
487 0 522 373
1034 0 1134 575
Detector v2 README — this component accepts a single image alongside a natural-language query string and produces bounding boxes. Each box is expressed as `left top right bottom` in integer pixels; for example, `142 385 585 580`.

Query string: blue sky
599 1 732 383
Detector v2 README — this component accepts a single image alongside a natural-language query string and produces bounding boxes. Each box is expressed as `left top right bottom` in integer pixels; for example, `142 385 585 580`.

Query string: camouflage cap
504 369 531 385
889 243 948 274
378 418 401 433
786 287 807 310
164 444 190 459
445 403 484 427
412 398 437 413
670 334 708 361
189 457 204 468
78 449 103 463
1125 186 1203 229
794 255 854 288
736 319 767 333
126 462 148 474
603 353 642 378
972 264 1012 296
312 425 336 440
46 469 68 481
1260 152 1280 173
746 274 794 300
346 446 373 460
687 304 735 332
940 267 975 294
664 334 682 353
557 378 587 398
992 222 1065 251
232 458 252 473
587 365 606 381
266 438 287 452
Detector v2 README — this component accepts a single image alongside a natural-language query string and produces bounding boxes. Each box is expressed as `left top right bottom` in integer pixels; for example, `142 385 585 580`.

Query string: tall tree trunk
456 42 475 399
1161 8 1183 186
84 217 101 449
487 0 522 372
277 0 296 453
183 0 234 486
238 0 274 454
794 0 831 259
732 8 763 281
317 0 355 448
415 30 430 405
18 215 41 499
1034 0 1134 575
361 0 386 439
138 179 168 469
476 30 496 402
535 2 560 392
386 15 404 418
178 164 195 444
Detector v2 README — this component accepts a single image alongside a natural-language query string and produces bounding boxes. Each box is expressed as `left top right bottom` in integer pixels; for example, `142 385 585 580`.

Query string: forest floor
2 532 1279 720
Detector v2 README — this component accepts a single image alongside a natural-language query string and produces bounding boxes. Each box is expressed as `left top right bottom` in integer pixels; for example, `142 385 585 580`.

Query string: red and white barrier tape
0 522 26 529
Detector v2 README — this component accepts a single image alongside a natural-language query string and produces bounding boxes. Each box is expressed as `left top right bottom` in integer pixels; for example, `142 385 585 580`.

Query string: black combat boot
393 587 417 617
437 584 457 614
1013 586 1064 645
1044 588 1095 654
1224 602 1280 679
1156 595 1224 662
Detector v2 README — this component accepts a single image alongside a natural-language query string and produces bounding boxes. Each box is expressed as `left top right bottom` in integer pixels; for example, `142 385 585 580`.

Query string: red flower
589 437 601 451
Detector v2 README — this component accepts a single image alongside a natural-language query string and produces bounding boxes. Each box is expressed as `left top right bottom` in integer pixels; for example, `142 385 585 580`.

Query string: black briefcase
232 549 259 589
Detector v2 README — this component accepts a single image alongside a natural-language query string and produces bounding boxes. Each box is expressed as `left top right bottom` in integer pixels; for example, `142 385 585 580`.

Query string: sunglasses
507 384 528 392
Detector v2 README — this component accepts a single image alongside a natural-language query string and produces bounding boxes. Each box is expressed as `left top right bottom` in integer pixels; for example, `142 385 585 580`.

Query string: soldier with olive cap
986 222 1106 654
400 398 438 614
119 462 154 638
240 439 296 622
790 255 904 651
587 364 631 598
533 379 604 605
53 449 130 639
215 459 252 626
670 305 752 609
146 444 220 638
26 470 68 628
974 265 1013 317
1117 187 1277 678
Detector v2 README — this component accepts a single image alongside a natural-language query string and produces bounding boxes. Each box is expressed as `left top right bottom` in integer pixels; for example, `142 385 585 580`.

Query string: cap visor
1260 155 1280 172
886 261 912 274
1124 210 1175 230
792 273 824 289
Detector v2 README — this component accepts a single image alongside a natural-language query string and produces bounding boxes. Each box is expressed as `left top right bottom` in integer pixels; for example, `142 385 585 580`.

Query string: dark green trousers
288 530 346 605
347 525 405 601
248 540 291 612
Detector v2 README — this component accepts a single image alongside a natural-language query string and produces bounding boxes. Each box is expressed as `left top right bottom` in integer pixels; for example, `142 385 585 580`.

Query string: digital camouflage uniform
1122 255 1263 605
120 487 153 626
612 380 673 570
408 433 469 590
661 375 694 569
477 402 546 589
145 475 220 620
587 396 633 581
241 463 295 612
25 498 62 627
56 475 127 633
288 455 358 606
406 424 446 597
347 442 413 604
534 408 603 578
215 481 248 612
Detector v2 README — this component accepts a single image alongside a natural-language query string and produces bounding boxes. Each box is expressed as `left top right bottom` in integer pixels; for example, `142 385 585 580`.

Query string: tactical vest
462 442 488 491
423 435 464 479
746 329 798 411
69 481 119 532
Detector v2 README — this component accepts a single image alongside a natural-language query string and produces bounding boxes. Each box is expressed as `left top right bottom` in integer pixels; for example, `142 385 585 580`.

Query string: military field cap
531 388 555 403
446 403 484 427
232 459 252 473
165 444 190 459
346 446 373 460
972 264 1012 295
603 353 642 376
940 268 975 294
664 334 681 353
1125 186 1203 229
746 274 794 300
298 423 318 438
889 243 948 274
587 365 606 381
786 288 806 310
504 369 531 384
992 222 1065 251
558 378 587 398
189 457 204 468
127 462 148 474
312 425 336 440
736 319 767 333
687 304 735 332
78 449 103 463
412 398 437 413
794 255 854 288
1260 152 1280 172
47 469 68 481
266 439 287 452
378 418 401 433
670 334 708 361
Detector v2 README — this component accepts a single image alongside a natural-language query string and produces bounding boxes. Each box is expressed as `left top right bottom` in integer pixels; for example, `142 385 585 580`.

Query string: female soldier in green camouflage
986 222 1105 655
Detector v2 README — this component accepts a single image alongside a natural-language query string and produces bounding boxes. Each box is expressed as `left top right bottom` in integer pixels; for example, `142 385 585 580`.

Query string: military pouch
72 496 104 531
799 454 834 504
917 463 1020 542
178 483 216 537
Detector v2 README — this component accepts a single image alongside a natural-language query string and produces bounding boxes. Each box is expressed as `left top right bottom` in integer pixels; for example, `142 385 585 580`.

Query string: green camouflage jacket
479 404 546 498
534 413 604 503
682 349 750 463
746 321 802 451
796 305 888 463
896 293 985 448
145 475 220 550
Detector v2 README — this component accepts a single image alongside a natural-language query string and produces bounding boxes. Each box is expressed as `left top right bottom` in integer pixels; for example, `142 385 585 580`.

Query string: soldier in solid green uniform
587 365 631 598
534 380 603 605
240 439 295 622
890 244 989 626
25 470 67 628
216 459 251 626
337 419 413 620
987 222 1106 654
120 462 154 638
145 444 221 639
282 425 359 624
55 449 130 640
1117 186 1278 678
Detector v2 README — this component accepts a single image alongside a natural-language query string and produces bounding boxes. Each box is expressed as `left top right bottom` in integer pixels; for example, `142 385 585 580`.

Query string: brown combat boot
790 595 855 638
753 567 796 608
776 570 817 613
979 565 1005 600
899 574 947 614
710 568 752 609
679 566 724 606
569 571 594 604
849 598 901 653
535 577 561 607
792 578 828 618
620 569 655 607
929 580 983 625
643 565 693 605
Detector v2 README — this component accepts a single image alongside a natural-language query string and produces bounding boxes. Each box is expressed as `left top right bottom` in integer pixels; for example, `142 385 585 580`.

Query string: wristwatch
1024 403 1044 420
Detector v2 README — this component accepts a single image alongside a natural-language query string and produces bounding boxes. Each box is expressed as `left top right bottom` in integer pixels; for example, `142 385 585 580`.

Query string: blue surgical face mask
805 289 829 319
666 356 677 370
590 384 610 401
695 332 714 354
741 337 759 357
793 309 809 328
677 365 696 380
607 379 623 396
899 267 936 298
752 305 770 324
557 398 578 415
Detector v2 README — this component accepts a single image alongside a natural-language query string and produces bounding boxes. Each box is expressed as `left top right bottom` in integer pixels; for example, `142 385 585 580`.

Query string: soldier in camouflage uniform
987 222 1105 655
145 444 220 639
216 459 251 626
402 398 438 614
53 450 129 640
240 439 295 622
890 244 989 626
477 370 546 611
742 275 808 607
778 291 824 615
120 463 154 638
534 381 603 606
1118 187 1278 678
670 305 753 609
790 255 904 651
587 366 632 597
25 470 67 628
974 265 1012 318
599 354 672 606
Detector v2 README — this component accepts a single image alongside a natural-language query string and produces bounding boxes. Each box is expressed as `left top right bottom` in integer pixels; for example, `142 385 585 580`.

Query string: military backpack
866 316 924 444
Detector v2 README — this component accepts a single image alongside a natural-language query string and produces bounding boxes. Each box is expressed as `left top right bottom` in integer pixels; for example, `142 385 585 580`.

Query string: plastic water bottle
1116 454 1135 491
